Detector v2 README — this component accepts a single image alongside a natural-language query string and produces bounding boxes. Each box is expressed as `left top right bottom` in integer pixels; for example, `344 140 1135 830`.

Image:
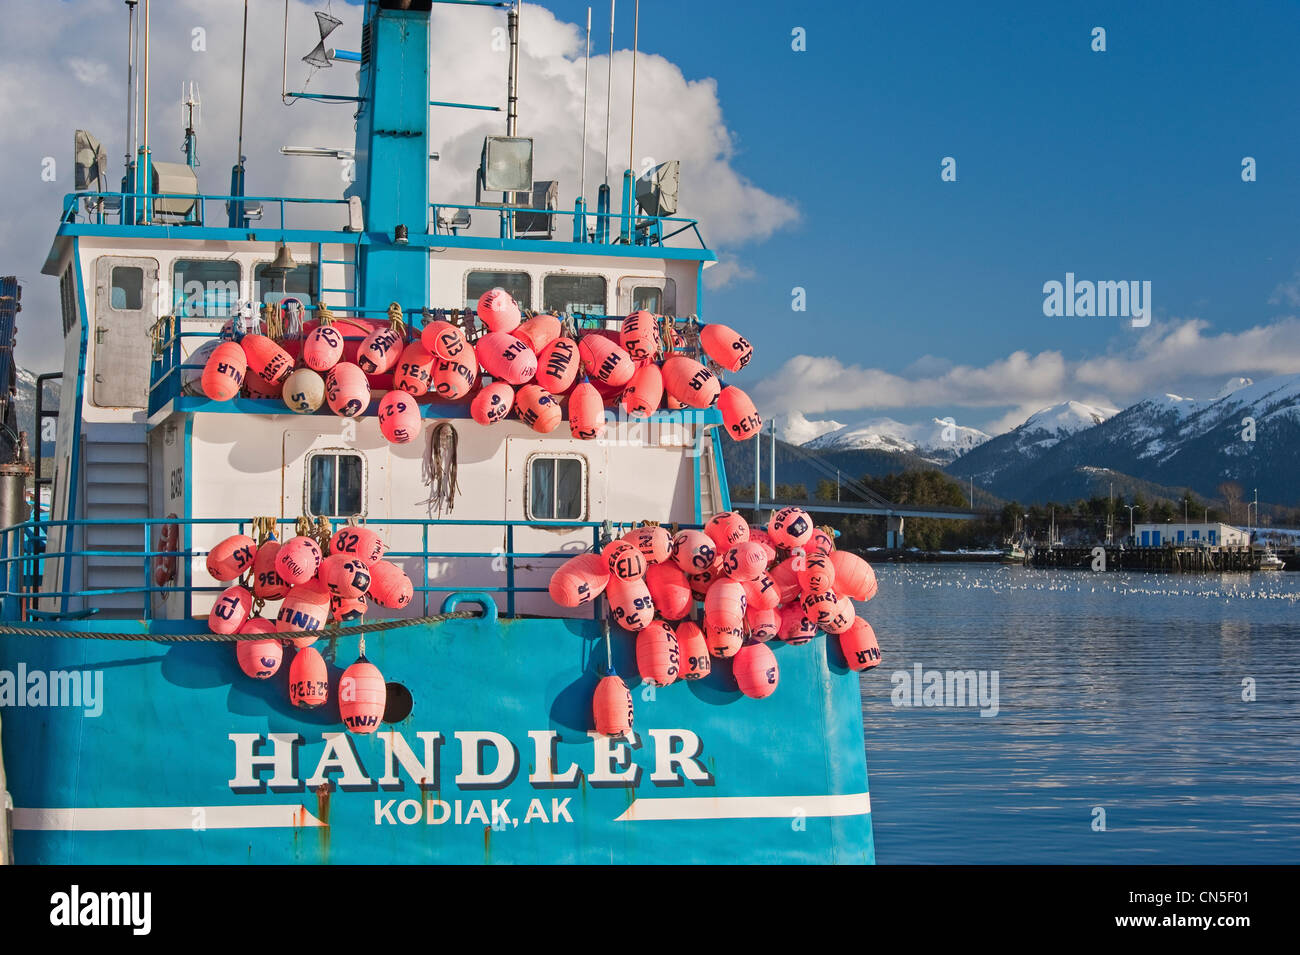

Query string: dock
1026 545 1291 572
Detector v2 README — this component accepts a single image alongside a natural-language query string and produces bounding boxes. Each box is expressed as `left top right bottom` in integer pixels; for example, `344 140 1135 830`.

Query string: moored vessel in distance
0 0 879 864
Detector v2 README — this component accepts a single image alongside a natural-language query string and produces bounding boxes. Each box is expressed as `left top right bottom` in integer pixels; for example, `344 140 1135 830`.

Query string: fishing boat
1257 546 1285 571
999 540 1027 565
0 0 877 864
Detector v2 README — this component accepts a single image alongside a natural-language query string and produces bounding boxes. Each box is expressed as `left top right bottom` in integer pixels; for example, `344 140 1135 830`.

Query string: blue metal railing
63 191 356 231
431 201 707 248
0 516 693 625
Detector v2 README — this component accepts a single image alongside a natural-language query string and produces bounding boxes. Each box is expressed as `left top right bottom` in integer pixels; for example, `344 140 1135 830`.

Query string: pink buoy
718 385 762 441
624 525 672 565
705 622 744 658
741 573 781 611
699 323 753 373
252 540 291 600
236 633 284 680
476 288 522 333
687 564 721 602
768 557 803 605
605 576 655 632
329 526 385 566
206 534 256 582
829 550 877 601
671 529 718 575
704 578 747 629
621 363 663 417
593 674 633 736
475 332 537 385
802 589 839 630
578 335 634 388
209 585 252 634
603 539 647 581
431 357 478 399
704 511 750 551
768 506 814 550
746 605 779 642
822 595 856 635
201 341 247 401
514 314 561 353
535 337 580 393
568 379 607 440
636 621 681 687
289 646 329 709
276 581 332 647
331 593 369 623
302 324 345 372
356 326 404 375
798 552 836 595
662 356 720 409
275 536 322 586
377 388 423 444
748 528 779 565
420 320 470 362
515 384 562 433
548 552 610 608
471 380 515 425
777 603 819 645
324 362 371 418
240 334 294 388
806 528 835 556
676 621 712 680
840 618 881 671
721 541 769 581
368 560 413 609
620 310 661 363
393 341 435 396
733 642 779 699
339 658 387 734
644 561 693 621
319 553 373 599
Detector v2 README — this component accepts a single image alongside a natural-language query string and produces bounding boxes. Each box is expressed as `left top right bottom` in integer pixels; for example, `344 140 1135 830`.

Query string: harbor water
859 563 1300 863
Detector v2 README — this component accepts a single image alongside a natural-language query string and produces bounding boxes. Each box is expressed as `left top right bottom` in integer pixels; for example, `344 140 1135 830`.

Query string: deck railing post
506 523 515 618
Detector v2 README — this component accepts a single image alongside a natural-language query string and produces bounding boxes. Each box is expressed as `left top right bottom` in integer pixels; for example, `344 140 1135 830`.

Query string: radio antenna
603 0 614 187
236 0 248 164
579 7 591 199
628 0 639 177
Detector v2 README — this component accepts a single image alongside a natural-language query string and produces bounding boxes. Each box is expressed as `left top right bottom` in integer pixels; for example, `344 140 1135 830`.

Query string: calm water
858 563 1300 863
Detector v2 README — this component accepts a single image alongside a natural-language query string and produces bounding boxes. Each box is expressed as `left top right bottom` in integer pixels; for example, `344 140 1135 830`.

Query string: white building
1133 522 1249 547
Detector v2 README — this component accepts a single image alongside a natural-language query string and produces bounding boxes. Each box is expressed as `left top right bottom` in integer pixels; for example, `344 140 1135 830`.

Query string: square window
528 456 585 521
173 259 241 317
254 263 318 305
467 270 530 309
543 274 605 316
307 452 365 518
111 267 144 310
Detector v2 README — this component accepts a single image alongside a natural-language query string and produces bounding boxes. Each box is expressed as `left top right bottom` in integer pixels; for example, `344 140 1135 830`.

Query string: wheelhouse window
111 266 144 310
467 270 531 309
543 274 606 316
254 262 318 306
173 259 241 317
307 451 365 518
527 455 586 521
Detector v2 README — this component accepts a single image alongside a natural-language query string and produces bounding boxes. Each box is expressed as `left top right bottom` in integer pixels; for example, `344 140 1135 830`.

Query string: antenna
628 0 639 176
506 1 521 135
603 0 614 187
579 6 591 200
181 81 201 130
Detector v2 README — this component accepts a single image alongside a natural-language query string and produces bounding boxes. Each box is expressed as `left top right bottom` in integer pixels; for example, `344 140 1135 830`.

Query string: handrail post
421 523 430 617
505 523 515 618
143 519 151 620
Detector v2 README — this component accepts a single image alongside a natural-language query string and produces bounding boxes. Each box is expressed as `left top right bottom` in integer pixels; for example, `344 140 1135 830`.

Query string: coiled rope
0 611 476 642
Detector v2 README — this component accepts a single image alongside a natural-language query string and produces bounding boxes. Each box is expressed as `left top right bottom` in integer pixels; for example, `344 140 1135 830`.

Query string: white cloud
703 258 757 289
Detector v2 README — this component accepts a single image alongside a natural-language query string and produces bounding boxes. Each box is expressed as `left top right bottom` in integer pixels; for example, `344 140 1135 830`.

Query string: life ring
152 515 179 587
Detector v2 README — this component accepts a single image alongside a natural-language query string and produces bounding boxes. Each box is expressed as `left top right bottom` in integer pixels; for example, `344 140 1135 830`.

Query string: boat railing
61 191 357 232
0 516 688 625
429 201 707 249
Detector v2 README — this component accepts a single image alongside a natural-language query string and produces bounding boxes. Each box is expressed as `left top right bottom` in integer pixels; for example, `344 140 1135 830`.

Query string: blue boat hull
2 615 873 864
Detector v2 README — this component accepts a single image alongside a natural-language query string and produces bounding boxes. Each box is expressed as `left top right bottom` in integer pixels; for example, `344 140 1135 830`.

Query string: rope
0 611 476 642
422 422 459 515
316 301 335 326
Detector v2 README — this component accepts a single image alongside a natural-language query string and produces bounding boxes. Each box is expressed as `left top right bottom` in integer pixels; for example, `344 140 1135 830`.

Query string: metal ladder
80 423 150 617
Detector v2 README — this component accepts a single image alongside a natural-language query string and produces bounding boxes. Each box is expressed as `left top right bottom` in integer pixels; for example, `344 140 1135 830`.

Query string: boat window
543 274 606 315
254 263 318 306
527 455 586 521
111 267 144 310
306 451 365 518
59 267 78 335
467 270 531 309
173 259 241 317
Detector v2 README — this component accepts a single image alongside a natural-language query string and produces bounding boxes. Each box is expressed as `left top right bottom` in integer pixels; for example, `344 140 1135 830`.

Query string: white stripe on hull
13 805 326 831
615 791 871 822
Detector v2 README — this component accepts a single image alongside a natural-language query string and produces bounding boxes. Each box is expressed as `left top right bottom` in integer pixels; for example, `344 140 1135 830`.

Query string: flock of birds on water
874 564 1300 605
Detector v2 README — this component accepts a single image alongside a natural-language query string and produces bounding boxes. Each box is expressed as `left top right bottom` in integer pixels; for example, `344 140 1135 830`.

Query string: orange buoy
624 525 672 565
741 573 781 611
802 589 839 630
275 536 322 586
243 365 284 399
378 388 423 444
319 553 372 599
704 511 749 551
356 326 404 375
620 310 661 363
331 593 368 623
840 618 881 671
829 550 877 601
201 341 247 401
303 324 345 372
806 528 835 556
536 337 580 393
477 288 522 333
592 673 634 736
368 560 414 609
661 356 720 409
768 557 803 604
733 642 779 698
636 621 680 687
644 561 693 620
798 552 836 595
206 533 256 582
777 603 819 645
568 379 607 440
282 368 326 414
606 576 655 632
515 383 562 433
471 380 515 425
339 658 387 734
721 541 769 581
241 334 294 388
325 362 371 418
276 581 332 646
548 552 610 607
421 320 470 362
330 525 385 566
676 621 712 679
514 314 561 353
289 645 329 709
475 332 537 385
252 540 290 600
671 529 718 574
432 356 478 399
578 335 634 388
705 621 744 658
209 585 252 634
703 578 748 629
768 506 813 550
700 323 753 373
687 564 721 601
749 528 779 565
393 341 435 395
746 605 779 642
718 385 762 441
621 363 663 417
603 539 647 581
235 632 283 680
822 595 856 635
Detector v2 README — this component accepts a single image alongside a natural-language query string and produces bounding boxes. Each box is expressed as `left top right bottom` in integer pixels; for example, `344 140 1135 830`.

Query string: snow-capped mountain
944 400 1119 487
804 416 990 464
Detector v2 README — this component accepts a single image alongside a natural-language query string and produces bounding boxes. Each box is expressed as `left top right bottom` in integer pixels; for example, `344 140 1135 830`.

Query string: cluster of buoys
197 289 764 445
548 507 882 735
206 523 413 734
